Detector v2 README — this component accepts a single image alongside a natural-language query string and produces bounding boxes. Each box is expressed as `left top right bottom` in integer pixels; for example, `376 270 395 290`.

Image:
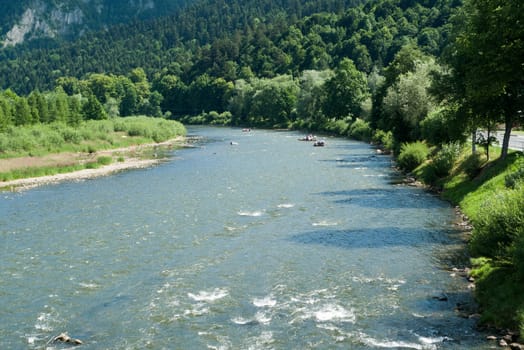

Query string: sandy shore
0 137 188 191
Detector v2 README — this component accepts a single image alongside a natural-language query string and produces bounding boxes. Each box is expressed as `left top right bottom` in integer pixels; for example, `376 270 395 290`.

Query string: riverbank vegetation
438 150 524 334
0 0 522 336
0 117 186 181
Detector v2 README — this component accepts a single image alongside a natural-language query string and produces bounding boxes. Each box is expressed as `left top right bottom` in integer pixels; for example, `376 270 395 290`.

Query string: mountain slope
0 0 189 47
0 0 459 94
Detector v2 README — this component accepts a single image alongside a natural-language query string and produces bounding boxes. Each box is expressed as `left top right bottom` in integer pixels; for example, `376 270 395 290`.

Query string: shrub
372 129 394 153
431 142 462 177
421 106 467 145
505 166 524 189
41 130 65 151
463 152 485 179
97 156 112 165
60 127 83 144
348 118 372 141
323 119 350 136
209 111 233 126
470 189 524 261
396 141 430 172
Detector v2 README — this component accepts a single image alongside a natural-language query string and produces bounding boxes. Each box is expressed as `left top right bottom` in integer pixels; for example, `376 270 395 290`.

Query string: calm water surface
1 127 490 349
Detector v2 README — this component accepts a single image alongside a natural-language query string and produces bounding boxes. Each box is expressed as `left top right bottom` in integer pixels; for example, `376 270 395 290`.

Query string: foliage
97 156 113 166
420 105 469 145
396 141 430 172
322 119 350 135
470 257 524 330
371 129 394 153
468 189 524 329
295 70 332 129
348 118 372 141
440 0 524 160
438 151 524 330
381 58 439 143
321 58 369 120
0 163 86 182
0 0 459 96
462 152 486 180
470 189 524 261
505 166 524 189
0 117 185 158
178 111 233 126
431 142 462 178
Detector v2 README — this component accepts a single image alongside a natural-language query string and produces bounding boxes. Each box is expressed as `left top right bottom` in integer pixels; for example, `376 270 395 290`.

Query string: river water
0 127 491 349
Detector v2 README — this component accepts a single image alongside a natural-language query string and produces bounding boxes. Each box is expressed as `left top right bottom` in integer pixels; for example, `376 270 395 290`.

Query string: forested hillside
0 0 190 47
0 0 453 94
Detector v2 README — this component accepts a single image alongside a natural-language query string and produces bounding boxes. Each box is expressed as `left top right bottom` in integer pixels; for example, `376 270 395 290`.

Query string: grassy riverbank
0 117 186 185
415 145 524 334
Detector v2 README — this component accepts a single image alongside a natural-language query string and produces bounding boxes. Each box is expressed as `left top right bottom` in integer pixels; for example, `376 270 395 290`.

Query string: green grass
0 117 186 159
435 148 524 332
443 151 523 220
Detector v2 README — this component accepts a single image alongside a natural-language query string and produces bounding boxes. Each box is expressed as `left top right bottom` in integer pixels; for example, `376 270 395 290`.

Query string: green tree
82 94 108 120
0 97 12 131
68 95 84 125
382 59 439 143
87 73 117 104
153 74 188 115
14 97 32 126
248 75 299 128
118 77 139 116
32 91 50 123
296 70 332 128
0 93 14 128
444 0 524 159
322 58 369 120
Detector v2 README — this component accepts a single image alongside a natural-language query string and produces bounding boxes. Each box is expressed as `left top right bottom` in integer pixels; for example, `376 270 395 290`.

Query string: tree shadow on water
288 227 456 249
315 188 446 210
319 154 394 169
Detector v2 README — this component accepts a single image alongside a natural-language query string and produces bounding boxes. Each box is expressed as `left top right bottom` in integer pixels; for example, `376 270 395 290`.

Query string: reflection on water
0 127 489 349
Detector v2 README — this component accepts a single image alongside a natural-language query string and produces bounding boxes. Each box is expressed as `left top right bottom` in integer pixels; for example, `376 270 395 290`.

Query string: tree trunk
472 130 477 154
500 114 513 160
486 128 490 161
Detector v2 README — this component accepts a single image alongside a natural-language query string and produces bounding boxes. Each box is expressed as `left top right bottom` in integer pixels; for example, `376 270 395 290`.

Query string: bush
60 127 83 144
323 119 350 136
209 111 233 126
431 142 462 177
348 118 372 141
396 141 430 172
463 152 485 179
97 156 112 165
470 189 524 261
421 106 467 145
505 162 524 189
372 129 394 153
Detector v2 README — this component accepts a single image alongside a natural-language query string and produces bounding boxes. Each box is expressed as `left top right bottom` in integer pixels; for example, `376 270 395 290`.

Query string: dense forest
1 0 523 335
0 0 190 45
1 0 450 94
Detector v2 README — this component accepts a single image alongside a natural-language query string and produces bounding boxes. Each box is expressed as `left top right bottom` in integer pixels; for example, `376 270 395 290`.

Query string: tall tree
444 0 524 159
14 97 32 126
82 94 108 120
322 58 369 120
382 59 439 143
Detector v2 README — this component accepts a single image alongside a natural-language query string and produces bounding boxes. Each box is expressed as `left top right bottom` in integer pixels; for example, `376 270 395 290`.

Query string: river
0 127 491 349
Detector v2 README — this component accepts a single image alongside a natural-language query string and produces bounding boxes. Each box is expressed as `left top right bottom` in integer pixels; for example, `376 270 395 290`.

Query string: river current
1 127 491 349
